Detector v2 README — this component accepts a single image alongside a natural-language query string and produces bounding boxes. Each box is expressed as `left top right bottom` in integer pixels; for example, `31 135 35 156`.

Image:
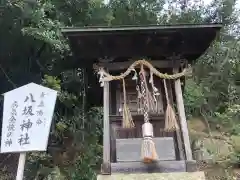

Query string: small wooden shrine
62 24 221 176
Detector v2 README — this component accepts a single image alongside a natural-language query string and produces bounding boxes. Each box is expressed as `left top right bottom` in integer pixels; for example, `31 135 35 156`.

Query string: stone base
111 161 186 173
97 171 205 180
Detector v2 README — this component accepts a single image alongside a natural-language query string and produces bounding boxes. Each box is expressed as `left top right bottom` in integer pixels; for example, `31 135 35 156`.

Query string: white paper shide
1 83 57 153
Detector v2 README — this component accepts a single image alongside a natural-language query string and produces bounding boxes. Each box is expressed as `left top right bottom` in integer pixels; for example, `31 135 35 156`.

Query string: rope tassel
163 79 179 132
141 123 158 163
139 65 158 163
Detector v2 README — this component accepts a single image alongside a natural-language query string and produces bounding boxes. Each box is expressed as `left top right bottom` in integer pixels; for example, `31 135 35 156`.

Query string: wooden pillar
174 68 193 161
102 81 111 174
167 80 184 160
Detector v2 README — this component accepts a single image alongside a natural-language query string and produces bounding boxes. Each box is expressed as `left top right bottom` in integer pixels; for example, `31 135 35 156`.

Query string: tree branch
0 63 17 88
29 43 47 72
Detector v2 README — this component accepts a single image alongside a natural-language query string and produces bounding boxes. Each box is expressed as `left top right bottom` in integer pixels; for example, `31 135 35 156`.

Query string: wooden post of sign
16 153 26 180
102 80 111 174
174 68 193 161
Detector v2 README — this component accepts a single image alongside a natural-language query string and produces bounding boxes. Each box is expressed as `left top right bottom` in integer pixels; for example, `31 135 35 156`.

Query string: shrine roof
62 23 222 63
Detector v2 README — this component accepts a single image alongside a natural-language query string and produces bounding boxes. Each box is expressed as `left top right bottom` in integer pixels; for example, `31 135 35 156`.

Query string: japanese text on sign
0 83 57 153
4 101 18 147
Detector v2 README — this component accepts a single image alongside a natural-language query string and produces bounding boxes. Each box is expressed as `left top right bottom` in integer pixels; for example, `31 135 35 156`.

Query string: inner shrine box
62 23 222 174
108 68 177 162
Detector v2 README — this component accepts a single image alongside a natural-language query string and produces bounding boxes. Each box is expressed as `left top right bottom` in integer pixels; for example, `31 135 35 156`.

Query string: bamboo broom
163 79 179 132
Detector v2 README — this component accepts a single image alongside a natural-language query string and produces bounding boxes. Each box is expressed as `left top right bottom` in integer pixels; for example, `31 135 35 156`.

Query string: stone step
111 161 186 173
97 171 205 180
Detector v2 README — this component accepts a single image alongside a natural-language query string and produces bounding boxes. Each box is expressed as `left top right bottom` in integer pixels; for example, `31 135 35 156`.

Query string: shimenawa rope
97 60 190 85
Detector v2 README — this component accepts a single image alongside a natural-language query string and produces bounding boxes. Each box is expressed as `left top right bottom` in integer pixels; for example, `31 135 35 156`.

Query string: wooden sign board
1 83 57 153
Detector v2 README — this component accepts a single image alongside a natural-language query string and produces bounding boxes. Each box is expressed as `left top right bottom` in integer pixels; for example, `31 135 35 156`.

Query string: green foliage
70 143 102 180
184 79 206 117
42 75 61 91
215 104 240 135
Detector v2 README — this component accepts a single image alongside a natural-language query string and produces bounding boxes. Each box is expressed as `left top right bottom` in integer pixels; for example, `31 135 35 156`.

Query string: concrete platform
97 171 205 180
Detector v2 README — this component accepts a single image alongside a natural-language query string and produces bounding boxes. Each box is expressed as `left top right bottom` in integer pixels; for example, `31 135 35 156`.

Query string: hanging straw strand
163 79 179 132
122 78 135 128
